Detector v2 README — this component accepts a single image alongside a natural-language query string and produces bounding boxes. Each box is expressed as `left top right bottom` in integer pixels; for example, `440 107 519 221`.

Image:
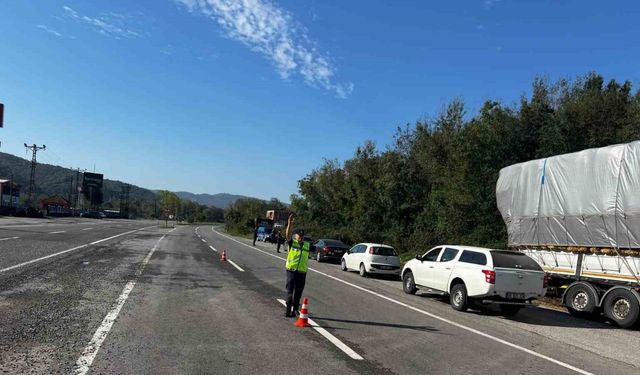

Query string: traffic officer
284 213 312 317
252 217 259 246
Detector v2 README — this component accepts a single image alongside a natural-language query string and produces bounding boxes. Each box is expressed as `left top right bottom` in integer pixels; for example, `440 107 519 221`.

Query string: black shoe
285 311 294 318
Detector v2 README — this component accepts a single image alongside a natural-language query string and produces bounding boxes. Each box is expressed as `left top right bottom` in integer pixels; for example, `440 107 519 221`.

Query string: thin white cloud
63 5 142 39
176 0 353 98
484 0 501 9
37 24 63 37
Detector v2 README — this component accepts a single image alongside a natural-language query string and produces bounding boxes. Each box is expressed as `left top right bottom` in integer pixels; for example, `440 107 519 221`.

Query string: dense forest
224 197 288 235
279 73 640 256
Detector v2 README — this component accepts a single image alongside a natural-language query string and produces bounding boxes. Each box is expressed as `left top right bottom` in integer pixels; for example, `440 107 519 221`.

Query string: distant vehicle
402 246 547 315
311 239 349 263
102 209 121 218
256 226 272 242
15 207 43 218
341 243 401 278
80 211 103 219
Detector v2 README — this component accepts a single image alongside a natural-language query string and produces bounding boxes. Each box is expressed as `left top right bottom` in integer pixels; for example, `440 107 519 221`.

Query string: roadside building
40 196 72 217
0 179 21 214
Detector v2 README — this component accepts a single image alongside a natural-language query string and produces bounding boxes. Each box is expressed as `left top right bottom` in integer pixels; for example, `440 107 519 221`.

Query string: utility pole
74 168 86 215
119 184 131 219
24 143 45 208
67 176 74 207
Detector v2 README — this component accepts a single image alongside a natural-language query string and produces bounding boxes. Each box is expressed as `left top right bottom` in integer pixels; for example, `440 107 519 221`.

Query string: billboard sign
83 172 103 188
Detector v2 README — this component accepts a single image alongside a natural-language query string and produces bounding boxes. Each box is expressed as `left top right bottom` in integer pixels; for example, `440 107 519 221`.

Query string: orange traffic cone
294 297 311 327
220 249 227 262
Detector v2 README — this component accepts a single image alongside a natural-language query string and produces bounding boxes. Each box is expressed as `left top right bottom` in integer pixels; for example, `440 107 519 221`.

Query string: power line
24 143 46 208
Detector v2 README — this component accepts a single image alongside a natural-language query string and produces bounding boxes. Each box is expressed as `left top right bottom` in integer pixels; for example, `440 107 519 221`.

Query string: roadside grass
221 227 253 240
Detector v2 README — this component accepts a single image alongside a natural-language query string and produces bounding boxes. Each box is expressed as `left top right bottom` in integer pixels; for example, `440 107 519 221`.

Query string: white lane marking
49 230 66 234
82 228 93 231
0 245 88 273
0 236 19 241
209 245 218 253
212 227 593 375
0 226 155 274
201 239 207 243
226 259 245 272
276 299 363 360
74 228 176 375
90 227 153 245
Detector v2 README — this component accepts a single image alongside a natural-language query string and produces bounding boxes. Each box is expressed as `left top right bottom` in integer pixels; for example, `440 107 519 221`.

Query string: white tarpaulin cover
497 141 640 248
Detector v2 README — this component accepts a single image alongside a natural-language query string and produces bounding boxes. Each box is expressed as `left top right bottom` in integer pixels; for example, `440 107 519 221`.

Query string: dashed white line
212 227 593 375
0 226 155 274
276 299 363 360
201 238 207 243
90 227 151 245
82 228 93 231
49 230 66 234
226 259 245 272
209 245 218 253
0 236 19 241
74 228 175 375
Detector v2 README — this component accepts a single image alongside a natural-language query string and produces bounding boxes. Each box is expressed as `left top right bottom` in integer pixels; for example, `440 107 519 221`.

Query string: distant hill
175 192 249 208
0 151 156 204
0 151 251 210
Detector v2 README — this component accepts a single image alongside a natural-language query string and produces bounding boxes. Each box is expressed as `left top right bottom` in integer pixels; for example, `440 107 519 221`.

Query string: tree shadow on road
414 292 630 330
310 316 444 334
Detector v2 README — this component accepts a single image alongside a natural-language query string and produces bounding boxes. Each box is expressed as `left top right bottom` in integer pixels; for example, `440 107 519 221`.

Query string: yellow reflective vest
286 239 310 273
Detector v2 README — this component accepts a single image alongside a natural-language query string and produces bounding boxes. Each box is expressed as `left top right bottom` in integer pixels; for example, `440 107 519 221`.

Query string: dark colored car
311 239 349 263
15 207 44 218
80 211 103 219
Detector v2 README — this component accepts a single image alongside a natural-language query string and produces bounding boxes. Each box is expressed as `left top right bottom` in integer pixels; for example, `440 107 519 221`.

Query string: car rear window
490 251 542 271
323 240 346 247
459 250 487 265
371 247 397 256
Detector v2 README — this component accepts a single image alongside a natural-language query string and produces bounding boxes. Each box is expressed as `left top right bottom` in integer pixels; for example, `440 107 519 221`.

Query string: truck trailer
497 141 640 328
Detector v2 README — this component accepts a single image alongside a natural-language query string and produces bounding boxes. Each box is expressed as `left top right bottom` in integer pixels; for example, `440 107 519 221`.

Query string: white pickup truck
401 245 547 315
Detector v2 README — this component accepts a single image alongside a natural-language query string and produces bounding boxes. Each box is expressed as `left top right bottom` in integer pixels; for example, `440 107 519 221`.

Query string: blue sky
0 1 638 202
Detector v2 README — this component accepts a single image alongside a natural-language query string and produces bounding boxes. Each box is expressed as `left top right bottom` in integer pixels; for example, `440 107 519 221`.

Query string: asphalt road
1 220 638 374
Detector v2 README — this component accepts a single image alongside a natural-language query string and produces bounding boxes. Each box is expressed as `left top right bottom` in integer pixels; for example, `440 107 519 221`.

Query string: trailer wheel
603 289 640 329
565 283 597 317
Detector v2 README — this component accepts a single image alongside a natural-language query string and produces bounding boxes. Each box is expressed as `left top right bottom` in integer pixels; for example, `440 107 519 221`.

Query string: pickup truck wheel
359 263 367 277
499 304 523 316
565 284 597 317
450 283 468 312
341 259 347 271
603 289 640 329
403 271 417 295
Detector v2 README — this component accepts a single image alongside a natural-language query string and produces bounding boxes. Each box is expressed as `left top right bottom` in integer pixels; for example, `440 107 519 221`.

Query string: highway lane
0 218 156 272
1 222 638 374
202 226 640 375
0 224 168 374
88 225 370 374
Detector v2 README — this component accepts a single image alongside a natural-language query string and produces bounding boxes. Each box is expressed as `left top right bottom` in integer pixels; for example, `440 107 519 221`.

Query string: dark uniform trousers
285 270 307 313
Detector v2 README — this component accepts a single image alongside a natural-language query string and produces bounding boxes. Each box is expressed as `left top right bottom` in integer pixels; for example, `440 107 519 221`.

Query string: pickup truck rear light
482 270 496 284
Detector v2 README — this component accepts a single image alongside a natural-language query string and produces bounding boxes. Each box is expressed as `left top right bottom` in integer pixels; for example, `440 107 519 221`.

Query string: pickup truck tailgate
494 268 545 295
